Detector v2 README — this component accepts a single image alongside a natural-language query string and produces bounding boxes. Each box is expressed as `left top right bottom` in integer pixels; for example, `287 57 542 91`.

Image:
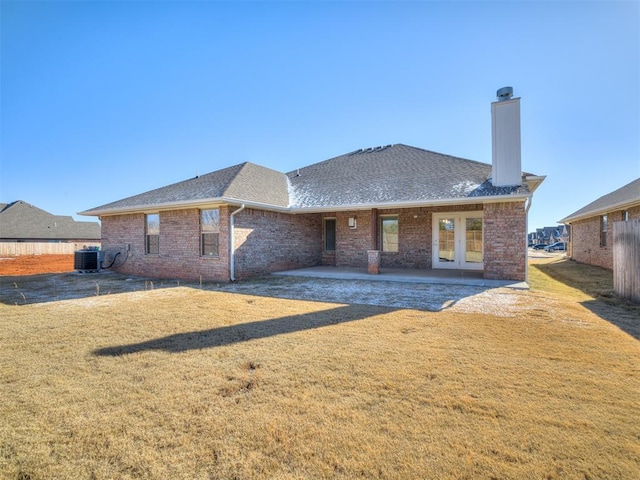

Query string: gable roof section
80 162 290 216
80 144 540 217
287 144 530 209
0 200 101 240
560 178 640 223
223 162 290 206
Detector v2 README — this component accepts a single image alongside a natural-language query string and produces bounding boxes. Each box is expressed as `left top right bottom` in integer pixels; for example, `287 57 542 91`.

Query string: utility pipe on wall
229 204 245 282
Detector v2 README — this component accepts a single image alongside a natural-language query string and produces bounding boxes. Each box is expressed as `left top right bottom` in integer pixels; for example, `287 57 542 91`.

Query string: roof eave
559 199 640 224
79 193 531 217
289 193 531 214
524 175 546 194
78 197 292 217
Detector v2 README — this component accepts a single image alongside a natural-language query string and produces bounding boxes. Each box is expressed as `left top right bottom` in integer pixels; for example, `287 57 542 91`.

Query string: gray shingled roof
81 144 537 216
287 144 528 208
81 162 290 215
0 201 101 240
560 178 640 223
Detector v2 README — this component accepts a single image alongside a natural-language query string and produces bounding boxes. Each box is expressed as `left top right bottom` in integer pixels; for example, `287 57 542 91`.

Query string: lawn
1 259 639 479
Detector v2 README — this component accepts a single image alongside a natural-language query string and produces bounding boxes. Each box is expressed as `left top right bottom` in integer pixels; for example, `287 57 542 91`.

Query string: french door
432 212 483 270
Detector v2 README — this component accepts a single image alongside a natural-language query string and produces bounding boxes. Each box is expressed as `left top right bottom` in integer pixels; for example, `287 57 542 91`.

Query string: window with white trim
146 214 159 254
201 209 220 256
324 218 336 251
600 215 608 247
380 216 398 252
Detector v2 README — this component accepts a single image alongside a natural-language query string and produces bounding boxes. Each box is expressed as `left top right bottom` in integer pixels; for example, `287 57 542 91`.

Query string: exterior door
432 212 483 270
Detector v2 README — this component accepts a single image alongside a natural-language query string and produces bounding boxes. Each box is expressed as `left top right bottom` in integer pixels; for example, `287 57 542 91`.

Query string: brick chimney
491 86 522 187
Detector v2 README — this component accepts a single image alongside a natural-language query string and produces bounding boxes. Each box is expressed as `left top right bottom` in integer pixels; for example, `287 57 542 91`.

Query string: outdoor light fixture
348 217 357 229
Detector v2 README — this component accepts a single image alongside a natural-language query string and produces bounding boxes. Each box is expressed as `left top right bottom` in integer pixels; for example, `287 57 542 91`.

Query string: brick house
80 88 545 282
528 225 569 246
559 178 640 270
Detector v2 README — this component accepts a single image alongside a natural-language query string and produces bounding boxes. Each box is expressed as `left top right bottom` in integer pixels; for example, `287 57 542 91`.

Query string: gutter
78 189 539 219
229 204 245 282
285 194 531 214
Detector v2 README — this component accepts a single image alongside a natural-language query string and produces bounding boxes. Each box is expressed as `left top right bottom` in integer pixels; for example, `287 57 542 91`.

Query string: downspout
229 204 245 282
524 195 533 283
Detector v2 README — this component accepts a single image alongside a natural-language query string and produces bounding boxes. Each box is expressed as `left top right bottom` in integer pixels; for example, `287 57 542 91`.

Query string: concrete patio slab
273 266 529 290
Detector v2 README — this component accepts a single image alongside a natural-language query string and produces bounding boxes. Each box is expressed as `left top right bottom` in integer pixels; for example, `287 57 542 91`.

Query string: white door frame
432 211 484 270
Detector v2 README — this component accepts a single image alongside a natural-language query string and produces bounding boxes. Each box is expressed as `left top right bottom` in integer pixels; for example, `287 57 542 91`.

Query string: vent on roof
349 145 393 155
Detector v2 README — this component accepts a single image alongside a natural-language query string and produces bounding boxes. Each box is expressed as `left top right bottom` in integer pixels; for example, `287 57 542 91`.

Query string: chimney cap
496 86 514 101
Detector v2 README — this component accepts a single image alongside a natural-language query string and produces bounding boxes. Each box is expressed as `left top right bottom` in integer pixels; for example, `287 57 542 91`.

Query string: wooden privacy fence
613 220 640 303
0 242 101 256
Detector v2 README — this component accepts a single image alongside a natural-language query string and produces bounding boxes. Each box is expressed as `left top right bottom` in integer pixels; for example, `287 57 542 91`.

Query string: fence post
613 220 640 303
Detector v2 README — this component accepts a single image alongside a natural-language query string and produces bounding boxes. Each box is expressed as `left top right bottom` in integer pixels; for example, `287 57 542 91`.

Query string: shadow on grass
93 304 392 355
533 260 640 340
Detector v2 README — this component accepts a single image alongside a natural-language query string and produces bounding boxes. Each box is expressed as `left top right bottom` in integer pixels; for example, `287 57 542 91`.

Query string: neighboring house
559 178 640 270
529 225 569 245
0 200 101 244
80 88 545 282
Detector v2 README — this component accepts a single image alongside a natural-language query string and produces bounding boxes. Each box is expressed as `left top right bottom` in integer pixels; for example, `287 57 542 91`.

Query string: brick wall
328 205 486 270
101 208 230 281
334 211 372 268
569 205 640 270
99 201 529 282
377 207 432 269
483 202 527 281
101 207 321 281
233 209 322 279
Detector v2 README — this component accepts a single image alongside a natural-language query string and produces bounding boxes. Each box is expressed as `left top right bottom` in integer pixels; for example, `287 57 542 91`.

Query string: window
465 217 483 263
324 218 336 251
201 209 220 256
600 215 608 247
146 214 159 254
380 216 398 252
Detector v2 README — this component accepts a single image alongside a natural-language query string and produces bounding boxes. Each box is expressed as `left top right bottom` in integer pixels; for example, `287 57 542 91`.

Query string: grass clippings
0 258 638 479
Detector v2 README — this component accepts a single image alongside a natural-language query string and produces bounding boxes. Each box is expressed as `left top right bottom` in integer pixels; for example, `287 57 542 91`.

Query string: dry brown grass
1 259 639 479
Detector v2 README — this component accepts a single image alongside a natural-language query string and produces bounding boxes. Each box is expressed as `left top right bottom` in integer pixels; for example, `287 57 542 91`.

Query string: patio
273 266 529 290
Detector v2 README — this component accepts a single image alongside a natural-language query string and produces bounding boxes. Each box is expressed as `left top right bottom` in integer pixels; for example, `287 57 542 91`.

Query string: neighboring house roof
80 144 544 216
559 178 640 223
534 225 570 241
0 200 101 240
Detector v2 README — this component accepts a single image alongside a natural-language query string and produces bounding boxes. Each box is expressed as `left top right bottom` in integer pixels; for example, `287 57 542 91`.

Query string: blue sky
1 0 638 232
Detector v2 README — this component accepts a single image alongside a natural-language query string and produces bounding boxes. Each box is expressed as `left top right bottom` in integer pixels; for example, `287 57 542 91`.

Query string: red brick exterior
319 202 525 279
568 205 640 270
101 208 231 281
101 207 322 281
232 209 322 279
100 201 528 282
367 250 380 274
378 207 431 269
483 202 527 281
334 211 373 268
